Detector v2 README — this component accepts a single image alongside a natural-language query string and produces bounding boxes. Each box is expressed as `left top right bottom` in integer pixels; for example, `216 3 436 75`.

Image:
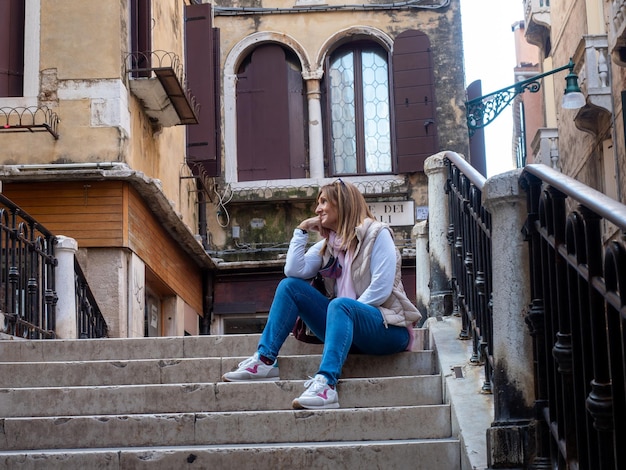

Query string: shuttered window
392 30 438 173
0 0 25 97
236 44 306 182
185 3 221 177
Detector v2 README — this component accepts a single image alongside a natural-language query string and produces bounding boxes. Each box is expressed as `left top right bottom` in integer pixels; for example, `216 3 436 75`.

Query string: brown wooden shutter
236 44 305 182
287 64 307 178
392 30 438 173
185 3 220 177
0 0 25 97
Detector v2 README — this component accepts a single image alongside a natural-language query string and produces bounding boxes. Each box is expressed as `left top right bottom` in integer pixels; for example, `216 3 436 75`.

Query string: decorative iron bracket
466 60 577 136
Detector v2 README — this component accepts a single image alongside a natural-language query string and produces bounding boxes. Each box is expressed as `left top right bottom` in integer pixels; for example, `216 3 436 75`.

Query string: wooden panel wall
3 181 126 246
126 185 203 313
2 181 203 313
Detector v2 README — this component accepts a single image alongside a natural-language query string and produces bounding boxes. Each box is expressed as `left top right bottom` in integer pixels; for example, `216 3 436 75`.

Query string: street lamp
465 58 585 136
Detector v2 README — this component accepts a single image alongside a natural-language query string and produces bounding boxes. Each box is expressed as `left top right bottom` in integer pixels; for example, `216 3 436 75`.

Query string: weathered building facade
207 0 467 333
0 0 467 337
0 0 215 337
523 0 625 207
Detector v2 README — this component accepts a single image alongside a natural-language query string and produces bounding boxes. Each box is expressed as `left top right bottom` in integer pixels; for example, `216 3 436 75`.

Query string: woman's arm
284 228 325 279
357 228 396 306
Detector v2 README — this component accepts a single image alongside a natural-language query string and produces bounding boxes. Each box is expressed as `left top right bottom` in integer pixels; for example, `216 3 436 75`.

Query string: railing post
413 220 430 318
424 152 453 317
482 170 535 468
55 235 78 339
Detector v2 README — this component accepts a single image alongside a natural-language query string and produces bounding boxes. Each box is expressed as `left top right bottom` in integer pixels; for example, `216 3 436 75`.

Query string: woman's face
315 190 339 232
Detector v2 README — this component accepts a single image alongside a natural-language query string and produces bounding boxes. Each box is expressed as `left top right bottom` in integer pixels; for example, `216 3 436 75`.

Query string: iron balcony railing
521 164 625 470
0 194 107 339
444 153 493 393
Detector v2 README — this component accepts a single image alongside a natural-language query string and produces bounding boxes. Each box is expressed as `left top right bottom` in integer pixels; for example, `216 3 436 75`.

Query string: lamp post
465 58 586 137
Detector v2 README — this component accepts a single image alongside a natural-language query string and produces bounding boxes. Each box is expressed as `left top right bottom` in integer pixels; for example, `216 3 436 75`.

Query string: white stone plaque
368 201 415 226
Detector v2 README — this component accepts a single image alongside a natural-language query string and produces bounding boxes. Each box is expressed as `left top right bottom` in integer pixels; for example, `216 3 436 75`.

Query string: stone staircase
0 328 463 469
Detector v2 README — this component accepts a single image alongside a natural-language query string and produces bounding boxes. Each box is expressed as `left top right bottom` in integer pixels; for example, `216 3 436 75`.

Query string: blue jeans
258 277 410 386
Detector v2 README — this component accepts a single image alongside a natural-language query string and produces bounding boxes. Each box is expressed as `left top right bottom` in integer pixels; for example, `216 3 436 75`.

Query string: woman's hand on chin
298 216 329 237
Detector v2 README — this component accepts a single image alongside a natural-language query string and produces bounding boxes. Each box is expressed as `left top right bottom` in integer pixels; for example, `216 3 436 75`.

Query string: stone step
0 333 315 362
0 376 443 417
0 327 457 468
0 439 461 469
0 405 452 451
0 350 436 388
0 329 428 362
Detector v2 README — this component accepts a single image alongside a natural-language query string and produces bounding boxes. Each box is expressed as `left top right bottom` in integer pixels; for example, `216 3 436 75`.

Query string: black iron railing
445 153 493 393
0 194 107 339
521 164 625 470
0 195 57 338
75 259 108 339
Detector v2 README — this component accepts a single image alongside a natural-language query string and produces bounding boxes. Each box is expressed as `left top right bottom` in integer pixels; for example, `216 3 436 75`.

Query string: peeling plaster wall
0 0 198 236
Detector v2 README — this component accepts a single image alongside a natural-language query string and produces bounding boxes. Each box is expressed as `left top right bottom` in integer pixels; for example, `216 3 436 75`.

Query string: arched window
327 42 392 175
325 30 439 176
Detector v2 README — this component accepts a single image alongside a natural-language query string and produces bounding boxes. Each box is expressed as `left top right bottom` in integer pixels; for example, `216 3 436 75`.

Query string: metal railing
75 259 108 339
0 194 107 339
434 152 626 467
521 164 625 470
444 152 493 393
0 195 57 338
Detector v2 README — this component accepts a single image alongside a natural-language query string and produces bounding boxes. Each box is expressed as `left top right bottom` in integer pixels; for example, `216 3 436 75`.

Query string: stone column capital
302 70 324 81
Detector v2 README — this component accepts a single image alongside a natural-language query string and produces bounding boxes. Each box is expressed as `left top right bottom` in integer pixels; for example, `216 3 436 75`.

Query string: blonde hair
318 180 374 252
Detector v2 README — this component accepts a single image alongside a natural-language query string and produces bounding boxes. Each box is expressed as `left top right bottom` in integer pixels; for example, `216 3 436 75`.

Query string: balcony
609 0 626 65
125 50 199 128
524 0 551 52
0 106 60 139
573 35 612 135
531 127 559 169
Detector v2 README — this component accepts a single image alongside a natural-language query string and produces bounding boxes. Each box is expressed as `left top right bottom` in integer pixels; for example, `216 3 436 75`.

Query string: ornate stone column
303 71 324 180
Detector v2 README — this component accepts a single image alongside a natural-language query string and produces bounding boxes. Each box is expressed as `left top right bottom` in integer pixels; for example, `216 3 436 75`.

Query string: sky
460 1 526 177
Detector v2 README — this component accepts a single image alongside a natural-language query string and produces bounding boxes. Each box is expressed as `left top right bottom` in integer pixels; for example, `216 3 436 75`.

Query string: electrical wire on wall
214 183 233 228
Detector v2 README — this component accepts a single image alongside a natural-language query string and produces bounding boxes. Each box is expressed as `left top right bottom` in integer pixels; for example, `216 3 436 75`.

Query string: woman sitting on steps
222 179 422 410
